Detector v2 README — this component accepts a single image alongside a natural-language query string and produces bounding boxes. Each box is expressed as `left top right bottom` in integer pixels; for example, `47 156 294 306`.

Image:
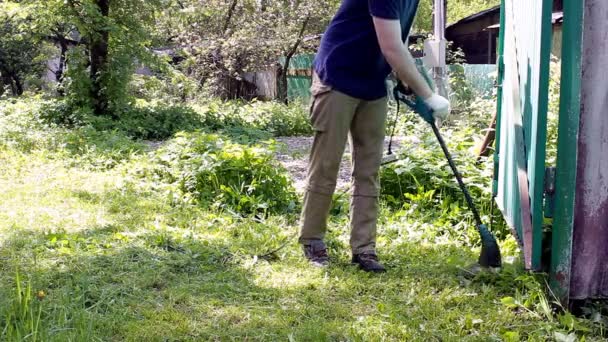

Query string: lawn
0 97 605 341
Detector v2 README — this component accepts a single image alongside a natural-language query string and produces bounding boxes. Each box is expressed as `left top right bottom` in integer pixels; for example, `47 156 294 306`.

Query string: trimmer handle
392 60 436 124
393 83 434 124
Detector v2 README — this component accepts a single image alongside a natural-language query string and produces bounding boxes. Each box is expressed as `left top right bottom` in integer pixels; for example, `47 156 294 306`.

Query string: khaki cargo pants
299 73 387 254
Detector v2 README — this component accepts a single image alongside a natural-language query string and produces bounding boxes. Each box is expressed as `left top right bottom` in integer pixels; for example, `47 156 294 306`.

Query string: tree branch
285 15 310 62
222 0 238 35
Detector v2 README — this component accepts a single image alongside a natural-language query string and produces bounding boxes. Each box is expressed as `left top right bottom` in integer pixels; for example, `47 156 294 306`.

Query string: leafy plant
110 103 203 140
141 132 297 216
379 106 506 241
195 99 312 138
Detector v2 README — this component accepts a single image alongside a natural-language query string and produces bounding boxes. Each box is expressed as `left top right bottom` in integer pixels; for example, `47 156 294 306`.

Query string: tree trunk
90 0 111 117
277 16 310 105
12 73 23 96
276 65 287 104
223 0 238 34
56 36 68 96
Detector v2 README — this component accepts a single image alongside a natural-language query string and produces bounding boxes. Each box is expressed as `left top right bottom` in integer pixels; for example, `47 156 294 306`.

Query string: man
299 0 450 272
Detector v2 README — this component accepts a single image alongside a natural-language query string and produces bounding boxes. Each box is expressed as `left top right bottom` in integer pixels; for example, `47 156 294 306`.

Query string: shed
446 1 564 64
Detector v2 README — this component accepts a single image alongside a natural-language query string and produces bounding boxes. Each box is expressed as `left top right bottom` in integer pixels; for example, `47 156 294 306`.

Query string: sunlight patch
250 263 328 290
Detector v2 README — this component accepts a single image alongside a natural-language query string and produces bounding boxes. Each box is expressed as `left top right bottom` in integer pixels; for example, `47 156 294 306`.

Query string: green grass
1 98 606 341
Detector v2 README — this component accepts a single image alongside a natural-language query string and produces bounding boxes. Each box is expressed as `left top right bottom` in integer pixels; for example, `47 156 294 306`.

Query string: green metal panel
495 0 552 270
493 0 506 198
279 54 314 100
549 0 583 304
283 57 497 102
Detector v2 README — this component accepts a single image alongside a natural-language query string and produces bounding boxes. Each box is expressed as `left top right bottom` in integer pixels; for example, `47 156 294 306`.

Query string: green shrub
129 73 199 104
194 99 312 137
0 97 61 152
61 127 146 170
142 132 297 216
448 64 475 114
0 97 145 168
112 103 204 140
38 100 89 128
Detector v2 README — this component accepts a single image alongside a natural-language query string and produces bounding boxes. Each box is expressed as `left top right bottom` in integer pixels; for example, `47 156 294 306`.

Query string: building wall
446 9 501 64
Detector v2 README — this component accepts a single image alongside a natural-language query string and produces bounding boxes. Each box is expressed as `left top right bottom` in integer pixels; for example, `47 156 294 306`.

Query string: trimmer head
477 224 502 268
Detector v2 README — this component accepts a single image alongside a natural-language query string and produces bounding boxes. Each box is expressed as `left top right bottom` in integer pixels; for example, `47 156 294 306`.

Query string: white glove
423 93 451 127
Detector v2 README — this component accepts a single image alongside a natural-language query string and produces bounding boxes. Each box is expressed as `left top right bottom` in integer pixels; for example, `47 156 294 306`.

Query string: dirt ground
274 136 405 193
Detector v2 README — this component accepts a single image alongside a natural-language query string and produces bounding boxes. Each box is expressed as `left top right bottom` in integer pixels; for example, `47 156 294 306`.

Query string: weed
139 132 298 216
2 270 43 341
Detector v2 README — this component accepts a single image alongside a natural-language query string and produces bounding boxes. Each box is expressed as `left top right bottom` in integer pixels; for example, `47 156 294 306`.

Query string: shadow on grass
0 222 527 341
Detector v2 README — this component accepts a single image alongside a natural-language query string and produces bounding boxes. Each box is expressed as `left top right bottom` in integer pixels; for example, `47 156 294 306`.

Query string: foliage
157 0 337 100
380 103 505 242
104 102 204 140
546 56 561 165
0 97 145 169
104 98 312 141
447 64 475 112
129 71 200 104
27 0 163 116
195 99 312 138
139 132 297 216
0 2 49 96
2 271 43 341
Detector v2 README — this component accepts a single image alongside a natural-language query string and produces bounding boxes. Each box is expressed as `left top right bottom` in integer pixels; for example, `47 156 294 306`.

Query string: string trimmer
392 68 502 268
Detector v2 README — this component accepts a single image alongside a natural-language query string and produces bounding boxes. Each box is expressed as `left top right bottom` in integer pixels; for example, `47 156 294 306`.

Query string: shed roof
449 6 564 31
447 6 500 28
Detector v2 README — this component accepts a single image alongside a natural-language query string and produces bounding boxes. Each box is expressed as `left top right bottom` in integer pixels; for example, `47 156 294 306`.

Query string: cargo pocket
309 73 332 132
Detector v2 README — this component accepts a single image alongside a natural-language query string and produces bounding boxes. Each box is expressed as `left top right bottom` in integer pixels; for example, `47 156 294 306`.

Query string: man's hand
424 93 450 127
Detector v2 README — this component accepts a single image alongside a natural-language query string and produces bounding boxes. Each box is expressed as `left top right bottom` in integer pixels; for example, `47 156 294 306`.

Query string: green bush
129 73 199 104
60 127 146 170
195 99 312 137
142 132 297 216
38 100 89 128
0 97 145 168
0 97 62 152
111 103 204 140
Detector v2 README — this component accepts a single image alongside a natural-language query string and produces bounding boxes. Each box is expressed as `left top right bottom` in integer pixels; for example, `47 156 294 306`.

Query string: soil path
274 136 404 193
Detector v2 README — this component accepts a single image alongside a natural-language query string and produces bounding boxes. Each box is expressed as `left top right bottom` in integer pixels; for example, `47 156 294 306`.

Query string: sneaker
302 240 329 267
352 252 386 273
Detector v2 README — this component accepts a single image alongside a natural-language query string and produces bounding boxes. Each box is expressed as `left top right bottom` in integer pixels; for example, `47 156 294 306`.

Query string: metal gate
494 0 553 271
496 0 608 304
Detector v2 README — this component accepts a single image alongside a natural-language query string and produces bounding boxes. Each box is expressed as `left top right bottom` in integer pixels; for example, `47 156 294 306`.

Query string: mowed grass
1 102 606 340
0 149 600 341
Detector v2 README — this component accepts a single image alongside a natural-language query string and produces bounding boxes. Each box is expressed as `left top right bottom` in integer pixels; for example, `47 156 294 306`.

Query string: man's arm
373 16 450 125
372 17 432 98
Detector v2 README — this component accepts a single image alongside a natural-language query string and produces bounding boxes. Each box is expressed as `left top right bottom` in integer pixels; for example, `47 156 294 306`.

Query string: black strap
388 86 401 155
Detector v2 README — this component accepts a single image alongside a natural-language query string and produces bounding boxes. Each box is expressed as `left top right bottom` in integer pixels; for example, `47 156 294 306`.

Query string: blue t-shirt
313 0 420 101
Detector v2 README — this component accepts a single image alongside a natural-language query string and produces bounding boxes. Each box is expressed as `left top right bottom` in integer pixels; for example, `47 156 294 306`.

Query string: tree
0 2 46 96
30 0 161 117
157 0 336 102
